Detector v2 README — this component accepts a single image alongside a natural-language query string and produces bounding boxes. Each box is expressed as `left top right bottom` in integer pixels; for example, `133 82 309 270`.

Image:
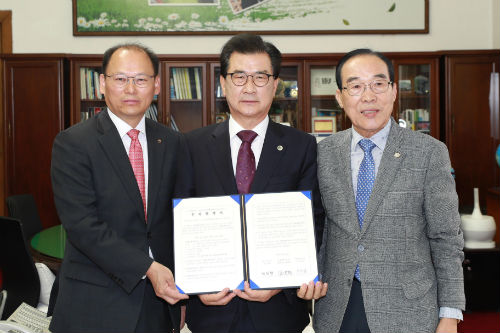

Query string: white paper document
173 191 318 295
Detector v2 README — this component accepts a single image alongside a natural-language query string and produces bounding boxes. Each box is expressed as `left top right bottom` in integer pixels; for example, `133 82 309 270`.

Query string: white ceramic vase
460 188 496 249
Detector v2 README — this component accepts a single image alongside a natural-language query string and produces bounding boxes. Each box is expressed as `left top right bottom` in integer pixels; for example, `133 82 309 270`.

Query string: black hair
336 48 394 89
220 33 281 78
102 43 159 76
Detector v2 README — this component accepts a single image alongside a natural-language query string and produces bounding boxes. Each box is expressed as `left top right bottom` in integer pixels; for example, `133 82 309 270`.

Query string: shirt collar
229 115 269 140
107 108 146 138
351 118 391 152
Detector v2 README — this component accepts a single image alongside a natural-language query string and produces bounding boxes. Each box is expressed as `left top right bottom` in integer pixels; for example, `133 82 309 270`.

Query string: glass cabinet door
306 64 343 138
212 62 302 130
271 64 301 129
394 58 438 138
164 63 206 132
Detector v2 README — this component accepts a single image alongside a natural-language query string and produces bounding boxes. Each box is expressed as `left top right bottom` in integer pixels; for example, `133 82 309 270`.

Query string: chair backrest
6 194 43 241
0 216 40 320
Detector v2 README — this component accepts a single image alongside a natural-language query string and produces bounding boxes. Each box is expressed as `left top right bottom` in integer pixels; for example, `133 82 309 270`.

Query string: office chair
6 194 43 241
0 216 40 320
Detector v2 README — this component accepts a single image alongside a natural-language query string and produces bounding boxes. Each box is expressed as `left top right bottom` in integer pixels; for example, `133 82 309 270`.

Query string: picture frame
312 116 336 134
72 0 428 35
311 68 337 96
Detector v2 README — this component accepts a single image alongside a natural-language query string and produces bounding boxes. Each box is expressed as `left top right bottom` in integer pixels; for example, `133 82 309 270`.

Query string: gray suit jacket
314 119 465 333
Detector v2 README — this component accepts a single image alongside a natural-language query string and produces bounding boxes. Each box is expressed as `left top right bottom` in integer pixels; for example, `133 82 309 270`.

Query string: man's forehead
342 55 389 80
228 52 272 69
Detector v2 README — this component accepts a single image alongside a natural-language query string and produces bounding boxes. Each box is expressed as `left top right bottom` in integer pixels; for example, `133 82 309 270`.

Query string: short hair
220 33 282 78
102 43 159 76
336 48 394 89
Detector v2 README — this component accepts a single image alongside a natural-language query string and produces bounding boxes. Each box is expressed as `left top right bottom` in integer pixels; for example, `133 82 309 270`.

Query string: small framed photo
311 68 337 96
312 116 336 134
399 79 412 91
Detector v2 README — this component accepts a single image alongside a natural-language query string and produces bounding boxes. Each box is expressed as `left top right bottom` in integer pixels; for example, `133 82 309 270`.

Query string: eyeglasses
105 73 155 88
227 72 274 87
343 79 393 96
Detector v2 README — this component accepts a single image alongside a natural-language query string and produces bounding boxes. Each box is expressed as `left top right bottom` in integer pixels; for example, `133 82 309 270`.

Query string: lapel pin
394 152 401 158
277 145 283 151
157 139 162 144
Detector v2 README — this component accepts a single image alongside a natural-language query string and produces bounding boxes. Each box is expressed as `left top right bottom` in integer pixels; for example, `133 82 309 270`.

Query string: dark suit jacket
176 119 324 333
50 110 182 333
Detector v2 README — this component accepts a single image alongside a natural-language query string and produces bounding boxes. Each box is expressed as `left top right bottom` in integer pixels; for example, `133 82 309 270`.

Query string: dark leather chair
0 216 40 319
6 194 43 241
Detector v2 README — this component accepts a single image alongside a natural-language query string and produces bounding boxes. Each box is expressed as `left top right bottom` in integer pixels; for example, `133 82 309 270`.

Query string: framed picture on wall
72 0 428 35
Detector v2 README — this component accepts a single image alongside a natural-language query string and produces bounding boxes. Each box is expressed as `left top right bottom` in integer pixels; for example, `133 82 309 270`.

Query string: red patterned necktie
236 130 258 194
127 129 147 221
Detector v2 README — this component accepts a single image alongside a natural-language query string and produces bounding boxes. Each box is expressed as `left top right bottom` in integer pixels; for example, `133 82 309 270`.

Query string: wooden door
3 57 66 228
445 53 500 211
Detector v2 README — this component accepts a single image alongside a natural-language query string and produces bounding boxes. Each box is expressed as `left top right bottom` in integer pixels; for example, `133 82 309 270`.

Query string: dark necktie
127 129 147 221
236 130 258 194
354 139 376 281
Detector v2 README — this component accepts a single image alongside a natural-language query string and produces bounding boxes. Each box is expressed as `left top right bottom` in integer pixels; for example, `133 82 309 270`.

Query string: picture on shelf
399 79 412 91
310 68 337 95
312 116 336 134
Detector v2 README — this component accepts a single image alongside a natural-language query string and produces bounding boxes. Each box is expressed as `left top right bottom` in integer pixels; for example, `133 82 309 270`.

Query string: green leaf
343 19 350 25
388 3 396 12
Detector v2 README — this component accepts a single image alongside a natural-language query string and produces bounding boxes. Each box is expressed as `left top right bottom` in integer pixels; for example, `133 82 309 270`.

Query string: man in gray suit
314 49 465 333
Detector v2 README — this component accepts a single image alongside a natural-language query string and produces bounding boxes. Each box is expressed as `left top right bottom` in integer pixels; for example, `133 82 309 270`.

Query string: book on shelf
173 191 318 295
194 68 202 99
171 67 202 100
80 67 102 100
80 106 105 122
145 103 158 121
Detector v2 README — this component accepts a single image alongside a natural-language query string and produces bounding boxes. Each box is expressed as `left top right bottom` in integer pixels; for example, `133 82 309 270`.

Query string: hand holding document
173 191 319 295
146 261 189 304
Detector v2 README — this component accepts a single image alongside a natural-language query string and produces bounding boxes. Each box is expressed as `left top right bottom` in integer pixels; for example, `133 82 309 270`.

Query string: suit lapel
361 120 405 234
251 121 285 193
97 111 146 223
330 130 361 235
207 121 238 194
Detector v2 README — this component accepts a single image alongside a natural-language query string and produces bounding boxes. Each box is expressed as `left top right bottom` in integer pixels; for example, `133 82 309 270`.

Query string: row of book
80 68 103 100
170 67 202 100
80 106 104 121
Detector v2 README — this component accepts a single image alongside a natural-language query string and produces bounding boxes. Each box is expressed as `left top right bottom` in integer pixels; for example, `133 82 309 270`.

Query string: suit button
147 232 152 239
357 244 364 252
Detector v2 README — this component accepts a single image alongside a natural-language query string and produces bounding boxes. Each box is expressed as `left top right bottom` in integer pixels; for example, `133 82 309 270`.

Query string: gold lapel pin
277 145 283 151
394 152 401 158
157 139 162 144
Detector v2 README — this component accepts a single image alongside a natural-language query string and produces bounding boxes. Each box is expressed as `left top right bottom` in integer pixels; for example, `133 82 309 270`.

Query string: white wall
1 0 499 54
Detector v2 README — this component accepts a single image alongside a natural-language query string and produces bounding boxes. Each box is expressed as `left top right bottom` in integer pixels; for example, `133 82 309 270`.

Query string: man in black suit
176 33 327 333
50 43 188 333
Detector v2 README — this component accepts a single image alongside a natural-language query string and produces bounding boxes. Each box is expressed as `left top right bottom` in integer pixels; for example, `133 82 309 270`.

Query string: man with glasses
314 49 465 333
175 33 327 333
50 43 188 332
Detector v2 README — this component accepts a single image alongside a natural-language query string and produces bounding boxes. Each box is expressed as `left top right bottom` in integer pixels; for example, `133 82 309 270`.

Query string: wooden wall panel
3 58 65 227
445 54 500 211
